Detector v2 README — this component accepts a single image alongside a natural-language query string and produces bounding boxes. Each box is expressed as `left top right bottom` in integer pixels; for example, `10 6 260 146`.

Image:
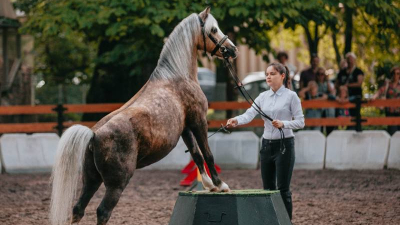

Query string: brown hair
390 66 400 81
277 51 288 60
268 62 290 88
316 67 328 83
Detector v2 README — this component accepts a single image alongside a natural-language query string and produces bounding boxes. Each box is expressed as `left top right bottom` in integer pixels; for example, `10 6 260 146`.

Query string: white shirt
234 85 305 140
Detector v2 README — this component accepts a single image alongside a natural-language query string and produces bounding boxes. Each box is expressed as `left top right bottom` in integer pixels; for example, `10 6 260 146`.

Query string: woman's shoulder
354 67 364 75
258 90 270 98
285 88 298 96
285 89 302 102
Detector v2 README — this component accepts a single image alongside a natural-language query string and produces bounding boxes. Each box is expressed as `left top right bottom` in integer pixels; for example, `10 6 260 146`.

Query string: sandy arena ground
0 169 399 225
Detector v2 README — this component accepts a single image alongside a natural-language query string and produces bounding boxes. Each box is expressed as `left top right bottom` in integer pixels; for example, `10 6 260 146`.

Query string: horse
50 7 238 225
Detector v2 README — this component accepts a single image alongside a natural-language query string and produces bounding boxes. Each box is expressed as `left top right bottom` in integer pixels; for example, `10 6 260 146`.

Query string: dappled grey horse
50 7 238 225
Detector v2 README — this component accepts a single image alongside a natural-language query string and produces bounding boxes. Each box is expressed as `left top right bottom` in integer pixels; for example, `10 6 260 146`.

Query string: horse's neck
188 48 199 81
151 46 199 82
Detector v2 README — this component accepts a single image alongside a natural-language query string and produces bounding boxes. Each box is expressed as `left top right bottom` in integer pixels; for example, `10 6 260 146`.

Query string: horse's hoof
210 187 219 192
218 182 230 192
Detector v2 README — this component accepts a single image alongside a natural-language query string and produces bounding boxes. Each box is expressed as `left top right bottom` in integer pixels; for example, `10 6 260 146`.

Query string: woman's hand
226 118 238 128
272 120 284 128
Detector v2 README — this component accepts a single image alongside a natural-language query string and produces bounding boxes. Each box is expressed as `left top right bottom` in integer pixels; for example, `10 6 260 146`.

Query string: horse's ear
199 6 211 21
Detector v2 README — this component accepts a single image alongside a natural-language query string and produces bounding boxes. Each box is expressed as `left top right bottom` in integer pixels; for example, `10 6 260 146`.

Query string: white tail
50 125 94 225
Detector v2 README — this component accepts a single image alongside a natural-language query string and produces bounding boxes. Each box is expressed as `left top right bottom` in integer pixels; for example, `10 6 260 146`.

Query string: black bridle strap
198 16 229 56
210 35 228 56
198 17 207 53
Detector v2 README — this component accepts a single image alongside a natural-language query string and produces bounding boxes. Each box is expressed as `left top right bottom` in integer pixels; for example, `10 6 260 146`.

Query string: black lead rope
185 124 231 153
221 53 286 154
197 14 285 154
208 124 231 139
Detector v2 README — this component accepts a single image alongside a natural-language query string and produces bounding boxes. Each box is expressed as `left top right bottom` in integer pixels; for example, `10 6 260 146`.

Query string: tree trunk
331 33 341 68
344 5 353 54
303 23 319 56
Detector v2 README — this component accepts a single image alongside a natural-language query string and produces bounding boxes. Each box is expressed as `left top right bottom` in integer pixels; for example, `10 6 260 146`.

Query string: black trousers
260 137 295 220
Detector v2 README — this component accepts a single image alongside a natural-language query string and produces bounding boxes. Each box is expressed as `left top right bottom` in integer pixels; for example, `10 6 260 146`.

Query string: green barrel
169 189 292 225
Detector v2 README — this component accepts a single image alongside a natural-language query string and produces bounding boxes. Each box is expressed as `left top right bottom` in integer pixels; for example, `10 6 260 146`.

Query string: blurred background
0 0 399 133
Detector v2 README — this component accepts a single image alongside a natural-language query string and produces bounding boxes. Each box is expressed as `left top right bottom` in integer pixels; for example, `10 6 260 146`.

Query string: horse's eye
211 27 217 34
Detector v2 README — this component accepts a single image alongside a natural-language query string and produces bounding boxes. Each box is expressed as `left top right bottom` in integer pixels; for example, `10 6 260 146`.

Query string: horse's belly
136 137 180 169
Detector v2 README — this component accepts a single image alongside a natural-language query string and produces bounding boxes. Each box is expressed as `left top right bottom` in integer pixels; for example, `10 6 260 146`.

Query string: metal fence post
351 96 367 132
53 104 67 136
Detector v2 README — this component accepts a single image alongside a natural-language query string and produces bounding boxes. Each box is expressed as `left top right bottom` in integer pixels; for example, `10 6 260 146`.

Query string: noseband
198 16 229 56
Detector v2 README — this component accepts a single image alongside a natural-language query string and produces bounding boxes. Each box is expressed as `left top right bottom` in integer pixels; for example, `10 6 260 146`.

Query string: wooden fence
0 99 399 134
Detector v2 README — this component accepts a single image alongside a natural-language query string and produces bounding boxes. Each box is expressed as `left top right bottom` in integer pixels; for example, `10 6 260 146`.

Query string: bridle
198 16 229 56
198 14 285 154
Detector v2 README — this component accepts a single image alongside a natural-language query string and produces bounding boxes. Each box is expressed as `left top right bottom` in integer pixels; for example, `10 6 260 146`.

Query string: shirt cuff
234 116 243 125
282 121 289 129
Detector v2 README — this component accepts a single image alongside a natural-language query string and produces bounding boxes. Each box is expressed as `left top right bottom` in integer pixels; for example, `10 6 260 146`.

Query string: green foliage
15 0 400 106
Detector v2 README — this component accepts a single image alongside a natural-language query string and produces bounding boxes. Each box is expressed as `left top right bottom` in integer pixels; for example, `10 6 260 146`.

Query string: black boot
280 191 292 220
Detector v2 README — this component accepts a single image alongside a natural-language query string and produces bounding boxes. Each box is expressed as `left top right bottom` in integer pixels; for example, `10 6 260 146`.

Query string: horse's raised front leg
190 120 230 192
182 128 217 191
72 149 103 224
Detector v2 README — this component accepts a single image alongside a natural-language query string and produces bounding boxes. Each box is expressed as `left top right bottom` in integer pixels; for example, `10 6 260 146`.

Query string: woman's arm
327 81 336 96
282 93 305 129
233 94 263 126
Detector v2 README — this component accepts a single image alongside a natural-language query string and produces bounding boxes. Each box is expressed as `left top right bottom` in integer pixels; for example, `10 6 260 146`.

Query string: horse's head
198 7 238 59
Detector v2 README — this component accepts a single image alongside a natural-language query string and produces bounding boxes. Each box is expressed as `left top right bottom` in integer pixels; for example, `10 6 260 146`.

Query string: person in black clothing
335 52 364 128
299 54 320 90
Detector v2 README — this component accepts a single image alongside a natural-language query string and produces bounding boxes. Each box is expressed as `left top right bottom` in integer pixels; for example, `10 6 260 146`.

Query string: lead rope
221 52 286 154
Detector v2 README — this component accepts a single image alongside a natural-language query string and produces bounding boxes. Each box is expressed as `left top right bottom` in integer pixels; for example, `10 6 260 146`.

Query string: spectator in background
339 58 348 70
299 54 319 91
316 67 336 99
277 51 297 91
299 81 326 131
335 85 353 130
315 67 336 135
373 66 400 135
335 52 364 129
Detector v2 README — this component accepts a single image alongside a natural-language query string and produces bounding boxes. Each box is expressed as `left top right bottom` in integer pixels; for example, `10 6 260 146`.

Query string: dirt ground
0 169 399 225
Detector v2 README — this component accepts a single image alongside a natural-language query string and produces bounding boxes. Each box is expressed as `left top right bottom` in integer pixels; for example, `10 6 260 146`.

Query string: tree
18 0 400 116
18 0 307 118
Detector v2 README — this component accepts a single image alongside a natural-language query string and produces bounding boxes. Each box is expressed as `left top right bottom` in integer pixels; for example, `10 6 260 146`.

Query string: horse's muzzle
227 46 238 59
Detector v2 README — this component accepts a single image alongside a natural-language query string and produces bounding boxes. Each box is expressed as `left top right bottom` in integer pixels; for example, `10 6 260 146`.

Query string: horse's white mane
150 13 219 80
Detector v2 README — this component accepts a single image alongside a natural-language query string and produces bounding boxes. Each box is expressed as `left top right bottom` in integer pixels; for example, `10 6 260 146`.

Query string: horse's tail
50 125 94 225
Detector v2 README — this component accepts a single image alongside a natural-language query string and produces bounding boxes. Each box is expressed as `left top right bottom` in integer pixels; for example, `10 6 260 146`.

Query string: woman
315 67 336 134
298 81 326 131
315 67 335 99
373 66 400 135
226 62 304 220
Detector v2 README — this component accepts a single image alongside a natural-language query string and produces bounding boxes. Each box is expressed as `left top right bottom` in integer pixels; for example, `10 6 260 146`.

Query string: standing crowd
278 51 400 135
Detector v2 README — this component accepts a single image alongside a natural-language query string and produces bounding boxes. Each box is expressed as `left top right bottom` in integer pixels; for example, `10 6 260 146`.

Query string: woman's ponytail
284 65 290 88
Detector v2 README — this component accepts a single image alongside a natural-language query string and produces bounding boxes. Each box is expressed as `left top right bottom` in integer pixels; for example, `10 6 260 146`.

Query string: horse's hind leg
182 128 217 191
95 152 135 224
96 184 127 225
72 149 103 223
190 122 230 192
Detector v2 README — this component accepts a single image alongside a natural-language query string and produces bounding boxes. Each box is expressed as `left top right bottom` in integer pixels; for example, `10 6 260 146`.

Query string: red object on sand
180 160 221 186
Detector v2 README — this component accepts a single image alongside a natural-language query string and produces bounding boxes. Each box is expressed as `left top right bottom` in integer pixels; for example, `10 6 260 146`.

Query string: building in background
0 0 34 123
